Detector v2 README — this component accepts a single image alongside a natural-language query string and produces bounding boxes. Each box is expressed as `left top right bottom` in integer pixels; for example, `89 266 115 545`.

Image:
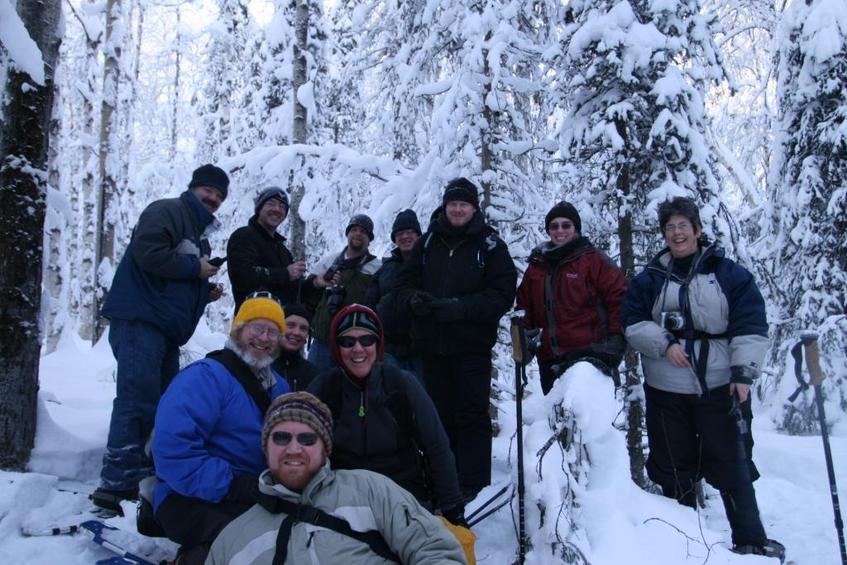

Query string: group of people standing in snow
89 163 784 563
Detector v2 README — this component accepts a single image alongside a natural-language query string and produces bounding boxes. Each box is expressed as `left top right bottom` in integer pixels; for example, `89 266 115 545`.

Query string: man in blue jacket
92 164 229 512
152 293 291 564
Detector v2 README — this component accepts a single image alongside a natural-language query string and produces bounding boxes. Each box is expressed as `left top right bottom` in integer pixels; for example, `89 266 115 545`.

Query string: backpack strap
205 348 271 417
259 493 400 563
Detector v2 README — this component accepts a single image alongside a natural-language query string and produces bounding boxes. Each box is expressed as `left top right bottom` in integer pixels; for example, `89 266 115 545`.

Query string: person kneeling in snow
207 391 467 564
307 304 467 526
151 293 291 564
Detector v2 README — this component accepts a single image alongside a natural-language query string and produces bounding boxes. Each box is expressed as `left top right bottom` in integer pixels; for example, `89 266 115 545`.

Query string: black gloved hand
431 298 465 322
442 503 468 528
605 334 626 357
226 474 258 504
409 291 435 317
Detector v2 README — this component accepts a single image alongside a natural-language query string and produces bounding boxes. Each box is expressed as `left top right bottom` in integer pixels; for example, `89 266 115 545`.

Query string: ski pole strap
261 494 400 563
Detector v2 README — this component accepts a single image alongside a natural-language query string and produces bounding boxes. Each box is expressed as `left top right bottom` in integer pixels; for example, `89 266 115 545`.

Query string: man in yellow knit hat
151 292 292 564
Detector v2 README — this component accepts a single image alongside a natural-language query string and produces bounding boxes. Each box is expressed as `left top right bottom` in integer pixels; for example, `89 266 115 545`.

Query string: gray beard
225 337 279 370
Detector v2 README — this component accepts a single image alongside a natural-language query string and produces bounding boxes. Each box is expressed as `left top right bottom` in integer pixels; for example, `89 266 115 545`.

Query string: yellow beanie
231 297 286 337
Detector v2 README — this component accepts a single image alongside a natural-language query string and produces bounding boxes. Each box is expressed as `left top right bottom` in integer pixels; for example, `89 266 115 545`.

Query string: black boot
90 486 139 515
720 486 767 547
732 539 786 563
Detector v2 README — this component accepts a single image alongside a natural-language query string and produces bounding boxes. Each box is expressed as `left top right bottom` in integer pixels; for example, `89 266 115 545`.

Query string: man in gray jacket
207 392 467 564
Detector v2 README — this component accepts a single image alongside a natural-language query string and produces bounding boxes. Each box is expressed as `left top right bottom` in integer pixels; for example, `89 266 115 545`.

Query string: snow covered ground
0 326 843 564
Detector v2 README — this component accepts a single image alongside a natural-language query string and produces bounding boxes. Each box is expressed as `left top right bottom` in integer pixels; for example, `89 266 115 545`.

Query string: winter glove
431 298 466 322
225 473 258 504
730 365 758 385
442 504 468 528
409 291 435 317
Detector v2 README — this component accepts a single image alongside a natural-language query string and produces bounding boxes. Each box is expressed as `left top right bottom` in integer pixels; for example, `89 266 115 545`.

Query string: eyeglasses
244 322 281 340
663 222 693 234
549 221 574 231
246 290 281 304
336 334 379 348
271 431 319 447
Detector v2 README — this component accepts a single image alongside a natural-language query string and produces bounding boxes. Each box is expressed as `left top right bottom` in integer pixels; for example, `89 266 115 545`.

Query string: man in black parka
396 177 517 500
227 187 307 312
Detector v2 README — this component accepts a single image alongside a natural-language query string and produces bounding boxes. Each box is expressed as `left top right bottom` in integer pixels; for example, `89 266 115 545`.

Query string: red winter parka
516 237 626 363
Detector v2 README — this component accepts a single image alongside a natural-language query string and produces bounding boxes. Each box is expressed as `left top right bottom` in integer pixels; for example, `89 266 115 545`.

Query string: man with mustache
151 293 291 564
307 214 381 372
206 391 466 564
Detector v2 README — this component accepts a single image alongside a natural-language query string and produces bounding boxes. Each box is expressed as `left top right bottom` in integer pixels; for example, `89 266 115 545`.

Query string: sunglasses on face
549 221 574 231
271 431 319 447
336 334 379 348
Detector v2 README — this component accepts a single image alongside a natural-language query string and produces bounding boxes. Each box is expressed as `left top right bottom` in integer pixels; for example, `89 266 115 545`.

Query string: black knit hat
254 186 289 215
346 214 374 241
442 177 479 210
283 302 311 325
188 164 229 199
545 201 581 234
391 209 422 242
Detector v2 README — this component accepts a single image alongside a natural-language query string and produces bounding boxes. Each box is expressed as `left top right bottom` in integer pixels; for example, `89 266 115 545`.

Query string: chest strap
260 492 400 564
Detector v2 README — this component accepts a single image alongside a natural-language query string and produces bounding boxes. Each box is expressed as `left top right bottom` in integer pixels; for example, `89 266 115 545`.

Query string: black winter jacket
368 249 414 357
272 351 319 392
226 216 299 311
396 209 517 355
307 363 463 512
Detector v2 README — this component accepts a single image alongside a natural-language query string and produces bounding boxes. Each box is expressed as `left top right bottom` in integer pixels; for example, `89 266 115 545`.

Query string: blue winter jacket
620 242 768 394
151 356 290 511
101 190 216 345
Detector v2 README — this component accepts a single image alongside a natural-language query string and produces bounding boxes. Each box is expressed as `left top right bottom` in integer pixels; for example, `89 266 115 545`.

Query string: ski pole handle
511 315 526 365
801 333 826 387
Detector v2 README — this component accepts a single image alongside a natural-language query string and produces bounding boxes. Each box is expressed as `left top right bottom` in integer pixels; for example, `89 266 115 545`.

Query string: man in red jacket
516 201 627 393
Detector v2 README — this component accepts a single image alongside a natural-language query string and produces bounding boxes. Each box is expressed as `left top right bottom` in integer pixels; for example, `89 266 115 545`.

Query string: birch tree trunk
0 0 63 469
94 0 123 341
289 0 310 260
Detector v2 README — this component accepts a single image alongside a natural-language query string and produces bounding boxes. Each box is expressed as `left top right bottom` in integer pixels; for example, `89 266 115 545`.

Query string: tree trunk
44 90 65 354
171 6 181 160
0 0 63 470
616 147 647 487
289 0 310 260
94 0 123 342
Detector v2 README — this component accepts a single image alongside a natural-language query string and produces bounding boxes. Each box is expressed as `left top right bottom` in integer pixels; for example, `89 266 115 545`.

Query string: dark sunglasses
337 334 379 348
271 431 319 447
549 221 574 231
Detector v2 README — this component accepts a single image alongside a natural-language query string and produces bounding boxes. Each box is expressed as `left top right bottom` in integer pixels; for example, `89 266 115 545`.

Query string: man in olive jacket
396 177 517 500
206 392 466 564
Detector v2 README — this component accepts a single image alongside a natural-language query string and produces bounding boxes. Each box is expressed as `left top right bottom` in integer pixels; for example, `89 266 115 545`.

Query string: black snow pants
644 383 767 546
422 353 492 500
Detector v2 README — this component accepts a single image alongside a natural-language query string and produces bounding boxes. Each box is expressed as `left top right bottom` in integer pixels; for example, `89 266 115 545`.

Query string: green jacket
206 465 466 565
309 249 381 341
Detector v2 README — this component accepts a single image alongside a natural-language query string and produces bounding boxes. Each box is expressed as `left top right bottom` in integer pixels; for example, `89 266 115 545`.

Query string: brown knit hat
262 392 334 455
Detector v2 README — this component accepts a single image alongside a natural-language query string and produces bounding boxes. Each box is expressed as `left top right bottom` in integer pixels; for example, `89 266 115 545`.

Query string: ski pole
510 315 528 564
789 332 846 565
466 484 511 523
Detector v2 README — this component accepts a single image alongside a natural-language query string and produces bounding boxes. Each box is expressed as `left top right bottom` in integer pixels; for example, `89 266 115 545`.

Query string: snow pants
645 383 767 546
100 319 179 491
422 353 492 499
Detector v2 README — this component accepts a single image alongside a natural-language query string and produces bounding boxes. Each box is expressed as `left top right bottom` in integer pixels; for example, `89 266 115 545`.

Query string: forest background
0 0 845 485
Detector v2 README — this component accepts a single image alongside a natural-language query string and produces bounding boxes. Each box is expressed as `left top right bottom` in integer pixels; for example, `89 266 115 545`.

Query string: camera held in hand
660 311 685 331
326 285 346 316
